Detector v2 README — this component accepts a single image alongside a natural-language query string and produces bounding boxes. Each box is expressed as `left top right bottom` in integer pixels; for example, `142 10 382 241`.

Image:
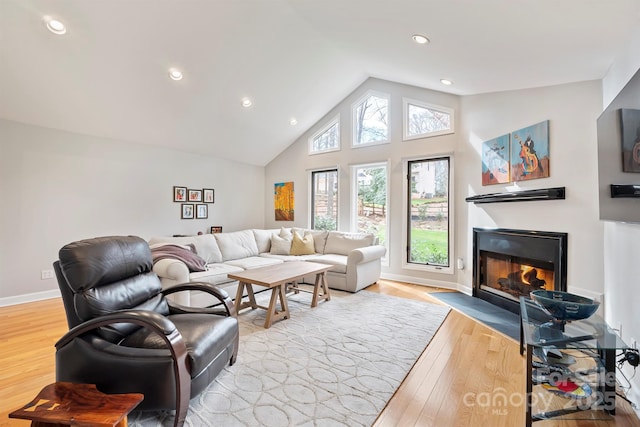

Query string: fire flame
521 265 535 285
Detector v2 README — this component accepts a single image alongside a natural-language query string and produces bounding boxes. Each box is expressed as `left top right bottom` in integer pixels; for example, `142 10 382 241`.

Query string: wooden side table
9 382 143 426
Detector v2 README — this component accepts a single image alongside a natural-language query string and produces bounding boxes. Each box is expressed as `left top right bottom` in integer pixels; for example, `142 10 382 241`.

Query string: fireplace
473 228 567 314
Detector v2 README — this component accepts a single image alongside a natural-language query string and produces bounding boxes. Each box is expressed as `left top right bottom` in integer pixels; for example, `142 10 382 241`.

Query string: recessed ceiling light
412 34 429 44
440 79 454 86
241 98 253 108
168 68 183 81
44 16 66 35
289 118 298 126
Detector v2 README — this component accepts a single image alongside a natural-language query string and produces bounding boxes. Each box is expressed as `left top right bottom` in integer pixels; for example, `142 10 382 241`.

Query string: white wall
0 119 265 304
265 77 605 294
265 77 460 288
601 25 640 413
459 81 605 298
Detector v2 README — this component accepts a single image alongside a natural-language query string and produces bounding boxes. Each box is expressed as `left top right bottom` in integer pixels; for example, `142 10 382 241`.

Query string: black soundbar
610 184 640 198
465 187 566 204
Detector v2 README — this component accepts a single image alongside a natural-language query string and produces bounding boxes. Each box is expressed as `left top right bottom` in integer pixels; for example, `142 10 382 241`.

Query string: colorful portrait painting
620 109 640 173
510 120 550 182
482 134 510 185
274 182 294 221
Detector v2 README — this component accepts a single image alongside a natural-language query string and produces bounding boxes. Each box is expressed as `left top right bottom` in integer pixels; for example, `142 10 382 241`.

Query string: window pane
355 165 387 247
311 121 340 153
312 170 338 230
408 158 449 266
407 103 451 136
354 94 388 145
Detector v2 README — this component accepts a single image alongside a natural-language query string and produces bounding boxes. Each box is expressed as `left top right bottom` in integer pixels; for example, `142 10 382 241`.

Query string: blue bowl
530 290 600 321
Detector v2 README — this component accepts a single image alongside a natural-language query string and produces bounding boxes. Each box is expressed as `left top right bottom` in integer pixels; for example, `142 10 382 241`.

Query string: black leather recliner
53 236 239 427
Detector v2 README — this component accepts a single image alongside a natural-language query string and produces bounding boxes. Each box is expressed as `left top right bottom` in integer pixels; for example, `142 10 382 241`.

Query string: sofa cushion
279 227 292 239
270 234 292 255
188 263 244 286
306 254 348 274
323 231 375 256
148 235 223 264
224 256 284 270
290 231 315 255
293 228 328 254
214 230 260 261
252 229 279 253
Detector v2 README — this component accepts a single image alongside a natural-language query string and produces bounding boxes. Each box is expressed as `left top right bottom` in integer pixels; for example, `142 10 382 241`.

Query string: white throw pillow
270 234 292 255
279 227 293 239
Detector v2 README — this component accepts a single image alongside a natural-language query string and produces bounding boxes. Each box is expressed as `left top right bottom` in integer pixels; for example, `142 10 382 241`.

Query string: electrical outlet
41 269 54 280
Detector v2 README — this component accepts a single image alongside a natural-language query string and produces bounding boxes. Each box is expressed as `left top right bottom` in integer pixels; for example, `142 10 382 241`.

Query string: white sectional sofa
148 228 387 306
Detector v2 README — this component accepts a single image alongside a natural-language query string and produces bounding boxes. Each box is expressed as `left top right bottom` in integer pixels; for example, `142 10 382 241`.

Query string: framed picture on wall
188 189 202 202
203 188 215 203
481 134 510 185
181 204 194 219
274 181 294 221
173 186 187 202
210 226 223 234
510 120 550 182
196 204 208 219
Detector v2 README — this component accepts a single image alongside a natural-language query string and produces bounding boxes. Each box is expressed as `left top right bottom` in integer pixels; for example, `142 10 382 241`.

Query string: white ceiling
2 0 639 166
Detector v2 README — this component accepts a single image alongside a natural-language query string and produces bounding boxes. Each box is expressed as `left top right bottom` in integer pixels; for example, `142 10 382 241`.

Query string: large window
311 169 338 230
407 157 450 268
352 91 389 147
403 98 454 140
309 116 340 154
352 163 388 251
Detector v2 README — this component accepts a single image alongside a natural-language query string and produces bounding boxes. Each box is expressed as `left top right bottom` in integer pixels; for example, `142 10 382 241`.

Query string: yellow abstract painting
274 182 294 221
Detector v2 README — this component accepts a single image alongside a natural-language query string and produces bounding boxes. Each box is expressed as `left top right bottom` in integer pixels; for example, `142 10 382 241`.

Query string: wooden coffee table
229 261 333 328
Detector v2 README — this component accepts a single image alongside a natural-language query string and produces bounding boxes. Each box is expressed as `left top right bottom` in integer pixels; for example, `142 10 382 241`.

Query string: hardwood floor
0 298 67 426
0 280 638 426
368 280 640 427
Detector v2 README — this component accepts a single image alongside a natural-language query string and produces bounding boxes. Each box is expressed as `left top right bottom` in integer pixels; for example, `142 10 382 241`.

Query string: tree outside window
354 92 389 146
407 157 450 266
311 169 338 230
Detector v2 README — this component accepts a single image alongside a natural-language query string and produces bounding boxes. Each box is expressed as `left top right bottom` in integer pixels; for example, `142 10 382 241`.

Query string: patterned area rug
130 289 450 427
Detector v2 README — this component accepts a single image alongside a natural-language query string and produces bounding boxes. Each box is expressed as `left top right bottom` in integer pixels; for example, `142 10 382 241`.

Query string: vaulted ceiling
1 0 639 165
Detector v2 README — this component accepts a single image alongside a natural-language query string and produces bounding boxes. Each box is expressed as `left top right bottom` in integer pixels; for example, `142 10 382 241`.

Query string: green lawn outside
366 224 448 265
410 228 448 264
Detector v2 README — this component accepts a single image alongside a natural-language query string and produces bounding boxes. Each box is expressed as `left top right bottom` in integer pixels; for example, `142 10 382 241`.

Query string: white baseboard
456 283 472 295
379 273 460 291
0 289 61 307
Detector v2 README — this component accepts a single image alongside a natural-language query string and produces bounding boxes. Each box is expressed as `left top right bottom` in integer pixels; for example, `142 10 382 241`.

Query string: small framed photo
196 204 208 219
203 188 215 203
173 186 187 202
188 189 202 202
210 226 223 234
181 204 194 219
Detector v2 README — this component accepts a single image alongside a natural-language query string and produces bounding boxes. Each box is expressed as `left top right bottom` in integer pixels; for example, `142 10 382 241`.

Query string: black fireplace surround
473 228 568 314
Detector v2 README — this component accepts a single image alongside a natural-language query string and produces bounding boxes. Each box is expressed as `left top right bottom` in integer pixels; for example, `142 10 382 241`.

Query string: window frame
351 90 391 148
308 115 341 155
402 155 454 274
402 98 454 141
350 161 389 265
309 167 339 230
